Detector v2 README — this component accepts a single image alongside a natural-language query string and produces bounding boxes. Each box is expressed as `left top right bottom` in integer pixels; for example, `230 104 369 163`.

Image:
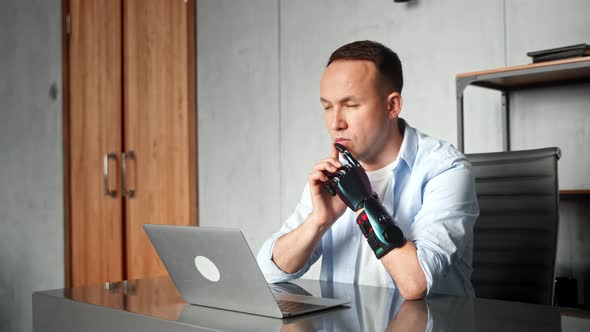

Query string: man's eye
323 106 332 111
346 104 359 108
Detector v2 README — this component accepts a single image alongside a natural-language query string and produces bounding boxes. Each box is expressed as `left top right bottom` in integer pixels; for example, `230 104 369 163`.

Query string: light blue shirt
256 119 479 297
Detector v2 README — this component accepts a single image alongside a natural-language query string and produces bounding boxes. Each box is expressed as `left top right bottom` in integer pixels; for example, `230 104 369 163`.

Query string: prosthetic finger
334 143 361 167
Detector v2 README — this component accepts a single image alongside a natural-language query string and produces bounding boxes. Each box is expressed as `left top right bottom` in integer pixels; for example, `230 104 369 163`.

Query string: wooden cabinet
65 0 197 287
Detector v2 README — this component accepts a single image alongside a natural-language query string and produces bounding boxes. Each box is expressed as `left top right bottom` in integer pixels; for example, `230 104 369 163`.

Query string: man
257 40 479 299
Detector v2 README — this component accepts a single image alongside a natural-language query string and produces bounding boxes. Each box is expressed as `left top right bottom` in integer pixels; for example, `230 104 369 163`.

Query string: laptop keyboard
277 300 326 314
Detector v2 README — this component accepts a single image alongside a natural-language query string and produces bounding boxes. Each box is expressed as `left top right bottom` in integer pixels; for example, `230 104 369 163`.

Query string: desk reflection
59 276 565 332
68 277 185 321
385 300 428 332
176 279 473 332
284 280 473 332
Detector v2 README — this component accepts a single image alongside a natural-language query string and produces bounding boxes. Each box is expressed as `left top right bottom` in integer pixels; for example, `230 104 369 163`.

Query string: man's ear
386 91 402 119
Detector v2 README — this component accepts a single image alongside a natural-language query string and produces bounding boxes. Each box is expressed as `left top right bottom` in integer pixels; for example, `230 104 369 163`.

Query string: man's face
320 60 395 164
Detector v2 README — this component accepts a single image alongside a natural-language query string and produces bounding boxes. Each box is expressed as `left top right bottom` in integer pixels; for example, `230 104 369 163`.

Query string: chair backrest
466 147 561 305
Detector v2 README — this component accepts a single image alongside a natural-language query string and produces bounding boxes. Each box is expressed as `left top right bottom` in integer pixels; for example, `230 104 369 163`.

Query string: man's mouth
334 138 350 144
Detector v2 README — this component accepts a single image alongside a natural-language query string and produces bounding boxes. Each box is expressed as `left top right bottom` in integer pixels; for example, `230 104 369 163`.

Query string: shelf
559 190 590 200
456 55 590 152
456 56 590 92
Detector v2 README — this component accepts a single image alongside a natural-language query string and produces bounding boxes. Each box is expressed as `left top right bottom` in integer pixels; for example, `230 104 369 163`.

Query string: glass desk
33 276 590 331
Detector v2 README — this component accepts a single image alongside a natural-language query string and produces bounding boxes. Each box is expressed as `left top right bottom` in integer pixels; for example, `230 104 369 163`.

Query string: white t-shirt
354 159 398 287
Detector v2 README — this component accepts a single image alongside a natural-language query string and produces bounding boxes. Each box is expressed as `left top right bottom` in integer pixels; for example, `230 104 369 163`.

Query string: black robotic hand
324 143 406 259
323 143 375 211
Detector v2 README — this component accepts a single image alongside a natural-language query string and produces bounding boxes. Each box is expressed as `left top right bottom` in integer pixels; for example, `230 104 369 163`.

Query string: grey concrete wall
198 0 590 300
197 0 281 253
506 0 590 189
0 1 64 331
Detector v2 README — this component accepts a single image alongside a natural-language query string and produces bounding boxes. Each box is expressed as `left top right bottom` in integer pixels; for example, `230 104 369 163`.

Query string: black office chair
466 147 561 305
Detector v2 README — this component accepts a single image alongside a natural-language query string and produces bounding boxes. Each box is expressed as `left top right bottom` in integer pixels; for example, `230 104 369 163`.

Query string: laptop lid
144 224 284 318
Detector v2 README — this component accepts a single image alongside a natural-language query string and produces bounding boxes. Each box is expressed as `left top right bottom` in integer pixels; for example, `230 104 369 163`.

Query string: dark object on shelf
528 44 590 63
555 277 578 308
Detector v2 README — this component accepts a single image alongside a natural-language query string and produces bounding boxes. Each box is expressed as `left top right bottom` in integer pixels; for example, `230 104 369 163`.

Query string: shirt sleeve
256 184 323 283
407 157 479 296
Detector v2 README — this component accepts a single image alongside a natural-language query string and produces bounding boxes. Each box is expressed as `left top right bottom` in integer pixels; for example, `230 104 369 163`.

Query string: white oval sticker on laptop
194 255 221 282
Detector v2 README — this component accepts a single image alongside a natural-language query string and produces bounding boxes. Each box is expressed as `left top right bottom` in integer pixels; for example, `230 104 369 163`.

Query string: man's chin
339 145 362 159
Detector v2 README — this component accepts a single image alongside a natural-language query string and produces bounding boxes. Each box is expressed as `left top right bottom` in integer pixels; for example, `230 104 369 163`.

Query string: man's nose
330 108 347 131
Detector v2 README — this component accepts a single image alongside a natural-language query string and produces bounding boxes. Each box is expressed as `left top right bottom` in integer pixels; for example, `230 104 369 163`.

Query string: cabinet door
69 0 124 287
123 0 196 279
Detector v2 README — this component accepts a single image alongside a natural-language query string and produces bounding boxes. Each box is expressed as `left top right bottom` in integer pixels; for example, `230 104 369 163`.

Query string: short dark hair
327 40 403 93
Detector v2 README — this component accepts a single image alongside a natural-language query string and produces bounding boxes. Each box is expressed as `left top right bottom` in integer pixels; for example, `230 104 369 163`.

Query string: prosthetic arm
324 143 406 259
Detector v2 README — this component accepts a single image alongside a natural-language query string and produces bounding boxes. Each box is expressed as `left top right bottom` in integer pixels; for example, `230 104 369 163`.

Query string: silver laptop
143 224 349 318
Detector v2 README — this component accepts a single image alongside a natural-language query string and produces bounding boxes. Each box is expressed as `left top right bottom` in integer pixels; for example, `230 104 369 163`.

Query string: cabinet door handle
103 153 117 198
121 150 136 198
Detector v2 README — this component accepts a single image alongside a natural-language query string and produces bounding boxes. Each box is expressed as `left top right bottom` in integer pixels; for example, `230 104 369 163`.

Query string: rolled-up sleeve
256 184 323 283
407 158 479 296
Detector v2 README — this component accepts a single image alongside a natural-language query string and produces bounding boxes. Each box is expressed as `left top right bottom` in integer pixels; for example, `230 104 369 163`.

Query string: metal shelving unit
456 56 590 196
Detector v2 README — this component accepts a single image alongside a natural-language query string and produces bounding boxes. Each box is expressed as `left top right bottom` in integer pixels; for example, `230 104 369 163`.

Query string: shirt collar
396 118 418 171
